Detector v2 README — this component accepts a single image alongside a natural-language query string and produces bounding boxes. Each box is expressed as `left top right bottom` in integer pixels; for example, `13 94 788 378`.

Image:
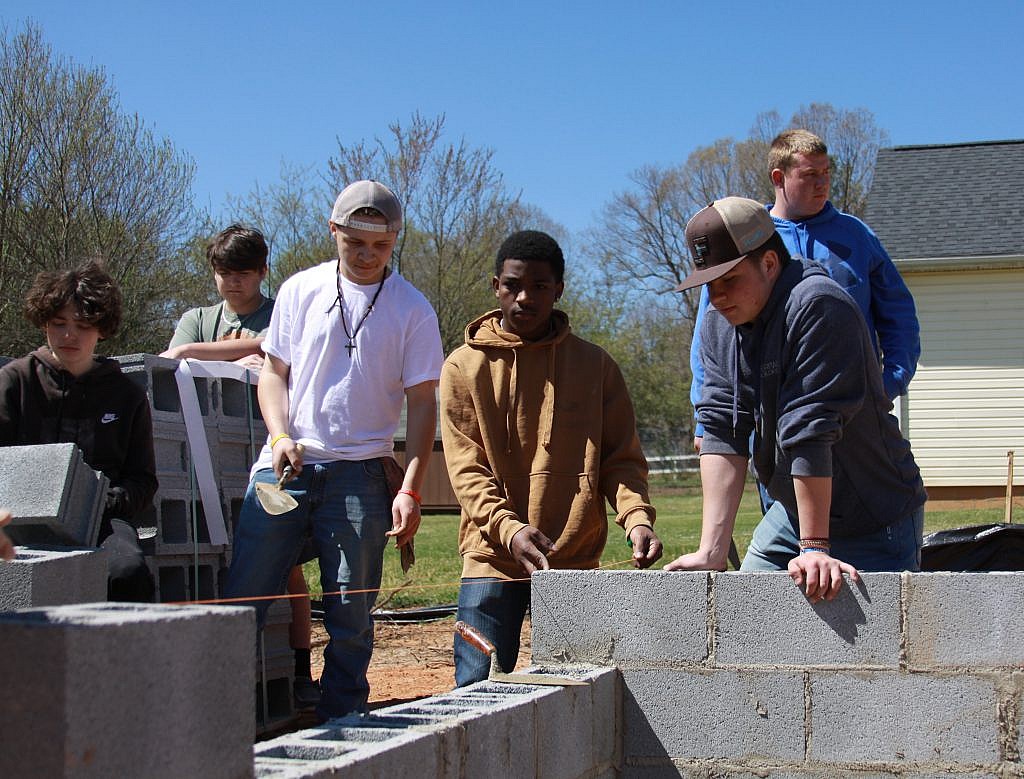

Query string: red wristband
398 488 421 505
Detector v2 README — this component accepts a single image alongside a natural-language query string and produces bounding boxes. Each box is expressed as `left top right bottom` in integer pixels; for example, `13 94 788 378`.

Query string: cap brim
673 253 748 292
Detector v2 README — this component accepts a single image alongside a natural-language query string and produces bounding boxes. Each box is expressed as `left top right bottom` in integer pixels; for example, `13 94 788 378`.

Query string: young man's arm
257 354 301 478
104 396 158 524
866 232 921 400
387 380 436 548
788 475 860 602
664 452 746 571
689 286 710 452
161 337 266 363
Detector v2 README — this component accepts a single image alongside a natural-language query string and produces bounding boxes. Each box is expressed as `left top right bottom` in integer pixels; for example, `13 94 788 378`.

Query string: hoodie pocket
505 471 607 564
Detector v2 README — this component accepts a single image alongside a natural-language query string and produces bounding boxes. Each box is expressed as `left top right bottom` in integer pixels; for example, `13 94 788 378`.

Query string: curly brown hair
24 259 123 339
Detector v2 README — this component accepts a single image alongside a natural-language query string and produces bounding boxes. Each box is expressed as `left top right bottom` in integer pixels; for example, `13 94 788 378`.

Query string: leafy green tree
0 23 201 357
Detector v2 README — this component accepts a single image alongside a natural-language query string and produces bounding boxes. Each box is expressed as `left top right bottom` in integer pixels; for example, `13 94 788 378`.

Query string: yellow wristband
269 433 291 448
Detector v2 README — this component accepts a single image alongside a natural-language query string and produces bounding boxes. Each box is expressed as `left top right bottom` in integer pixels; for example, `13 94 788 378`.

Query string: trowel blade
254 481 298 515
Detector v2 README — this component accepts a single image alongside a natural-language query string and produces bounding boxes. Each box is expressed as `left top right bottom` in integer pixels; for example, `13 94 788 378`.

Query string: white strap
173 359 259 545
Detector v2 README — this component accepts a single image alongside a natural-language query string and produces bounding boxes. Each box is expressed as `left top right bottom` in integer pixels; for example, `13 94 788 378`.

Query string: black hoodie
0 347 157 524
697 258 925 538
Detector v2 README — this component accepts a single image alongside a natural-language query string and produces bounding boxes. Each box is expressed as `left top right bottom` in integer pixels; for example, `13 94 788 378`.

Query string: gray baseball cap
674 197 776 292
330 180 402 233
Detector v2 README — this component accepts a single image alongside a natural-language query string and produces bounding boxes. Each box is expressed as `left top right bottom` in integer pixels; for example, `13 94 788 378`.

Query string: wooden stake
1006 450 1015 524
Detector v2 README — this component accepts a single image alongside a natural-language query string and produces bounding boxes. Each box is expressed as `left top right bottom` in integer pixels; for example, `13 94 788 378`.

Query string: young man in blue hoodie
665 198 925 602
690 130 920 453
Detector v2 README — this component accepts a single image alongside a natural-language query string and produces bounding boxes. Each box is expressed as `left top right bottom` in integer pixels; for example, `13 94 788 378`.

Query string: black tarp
920 523 1024 571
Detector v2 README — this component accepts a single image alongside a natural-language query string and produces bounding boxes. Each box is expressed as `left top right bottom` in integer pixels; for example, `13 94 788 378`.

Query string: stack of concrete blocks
258 599 298 732
117 354 295 733
116 354 265 602
0 602 255 778
530 569 1024 777
0 442 109 547
0 442 110 610
0 547 108 610
252 667 618 778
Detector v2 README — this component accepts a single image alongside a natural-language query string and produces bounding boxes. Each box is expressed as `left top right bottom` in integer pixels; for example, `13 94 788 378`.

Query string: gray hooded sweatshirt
697 257 925 538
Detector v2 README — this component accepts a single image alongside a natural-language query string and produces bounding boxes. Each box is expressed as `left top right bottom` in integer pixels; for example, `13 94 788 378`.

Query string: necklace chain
330 265 388 357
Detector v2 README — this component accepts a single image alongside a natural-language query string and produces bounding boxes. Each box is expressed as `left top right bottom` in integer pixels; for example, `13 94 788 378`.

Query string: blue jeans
223 459 391 720
454 578 531 686
741 501 925 572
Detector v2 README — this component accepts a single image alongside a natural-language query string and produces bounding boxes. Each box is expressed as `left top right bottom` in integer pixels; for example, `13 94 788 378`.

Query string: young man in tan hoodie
441 229 663 685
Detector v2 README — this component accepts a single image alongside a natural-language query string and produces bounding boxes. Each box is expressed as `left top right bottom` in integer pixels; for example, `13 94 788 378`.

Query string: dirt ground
309 615 532 708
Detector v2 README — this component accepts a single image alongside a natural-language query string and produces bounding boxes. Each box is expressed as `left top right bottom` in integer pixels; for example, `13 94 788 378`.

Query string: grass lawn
303 472 1010 609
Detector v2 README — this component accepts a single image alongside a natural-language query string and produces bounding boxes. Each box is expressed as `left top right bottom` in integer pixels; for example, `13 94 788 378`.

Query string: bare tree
226 161 334 295
0 23 199 357
588 103 887 323
790 102 890 217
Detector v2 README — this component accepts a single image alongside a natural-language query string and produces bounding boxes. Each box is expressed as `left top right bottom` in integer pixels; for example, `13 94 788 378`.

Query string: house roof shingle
864 140 1024 260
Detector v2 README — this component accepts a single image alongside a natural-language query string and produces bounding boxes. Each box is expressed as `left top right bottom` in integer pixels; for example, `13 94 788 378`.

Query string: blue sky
2 1 1021 236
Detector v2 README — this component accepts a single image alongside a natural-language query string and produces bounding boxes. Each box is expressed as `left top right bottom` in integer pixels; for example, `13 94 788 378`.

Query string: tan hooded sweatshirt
440 309 655 579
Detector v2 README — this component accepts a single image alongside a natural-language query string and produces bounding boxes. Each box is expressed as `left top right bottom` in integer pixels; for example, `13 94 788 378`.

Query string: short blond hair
768 129 828 173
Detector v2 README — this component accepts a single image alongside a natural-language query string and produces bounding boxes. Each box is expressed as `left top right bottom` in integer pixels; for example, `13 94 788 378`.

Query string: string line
171 557 640 607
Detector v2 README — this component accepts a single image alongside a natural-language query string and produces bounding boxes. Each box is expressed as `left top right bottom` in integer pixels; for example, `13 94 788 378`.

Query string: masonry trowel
454 620 588 686
254 443 304 515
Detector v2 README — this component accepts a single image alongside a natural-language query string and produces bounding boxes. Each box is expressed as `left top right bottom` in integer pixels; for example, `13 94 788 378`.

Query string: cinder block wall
253 668 619 778
531 570 1024 777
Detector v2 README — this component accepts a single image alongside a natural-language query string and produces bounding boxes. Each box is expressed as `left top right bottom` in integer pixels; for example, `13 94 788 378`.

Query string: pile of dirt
310 615 532 707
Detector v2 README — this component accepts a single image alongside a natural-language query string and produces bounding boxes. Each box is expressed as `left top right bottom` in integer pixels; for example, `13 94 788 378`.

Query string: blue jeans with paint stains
224 458 391 721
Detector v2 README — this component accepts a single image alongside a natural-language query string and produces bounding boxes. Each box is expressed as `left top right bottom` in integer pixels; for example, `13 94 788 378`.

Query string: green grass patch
302 475 1007 609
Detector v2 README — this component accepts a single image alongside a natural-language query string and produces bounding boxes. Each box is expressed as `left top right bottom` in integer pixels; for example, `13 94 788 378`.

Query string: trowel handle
277 443 305 487
455 621 497 657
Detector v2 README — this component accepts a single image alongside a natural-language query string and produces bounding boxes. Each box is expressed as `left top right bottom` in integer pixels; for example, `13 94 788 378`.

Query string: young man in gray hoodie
665 197 925 602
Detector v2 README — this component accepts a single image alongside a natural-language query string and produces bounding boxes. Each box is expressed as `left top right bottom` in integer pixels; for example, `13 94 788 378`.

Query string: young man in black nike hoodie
0 260 157 601
665 198 925 603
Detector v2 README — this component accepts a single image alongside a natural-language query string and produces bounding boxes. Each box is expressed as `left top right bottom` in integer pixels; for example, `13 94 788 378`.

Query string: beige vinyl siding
904 269 1024 486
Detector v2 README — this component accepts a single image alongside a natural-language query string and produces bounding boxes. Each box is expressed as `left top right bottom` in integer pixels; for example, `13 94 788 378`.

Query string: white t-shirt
251 260 442 475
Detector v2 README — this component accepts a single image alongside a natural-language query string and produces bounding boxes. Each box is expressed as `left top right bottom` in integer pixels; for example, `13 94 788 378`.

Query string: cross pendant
345 340 356 357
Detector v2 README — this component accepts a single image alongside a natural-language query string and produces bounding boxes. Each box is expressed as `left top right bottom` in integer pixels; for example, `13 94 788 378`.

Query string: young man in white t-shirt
223 180 443 722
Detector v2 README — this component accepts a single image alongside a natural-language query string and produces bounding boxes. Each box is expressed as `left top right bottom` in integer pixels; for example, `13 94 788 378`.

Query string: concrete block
621 668 805 761
714 572 902 668
117 352 213 419
146 551 228 603
906 572 1024 668
0 547 107 609
254 720 440 779
0 602 254 779
532 570 709 665
436 683 539 778
0 443 108 546
218 427 264 477
136 486 228 553
531 667 619 778
152 419 190 476
809 671 999 764
218 374 264 423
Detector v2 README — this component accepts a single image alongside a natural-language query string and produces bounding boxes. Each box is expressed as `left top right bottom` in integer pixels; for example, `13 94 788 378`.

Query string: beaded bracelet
799 537 831 547
269 433 291 448
398 488 422 505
